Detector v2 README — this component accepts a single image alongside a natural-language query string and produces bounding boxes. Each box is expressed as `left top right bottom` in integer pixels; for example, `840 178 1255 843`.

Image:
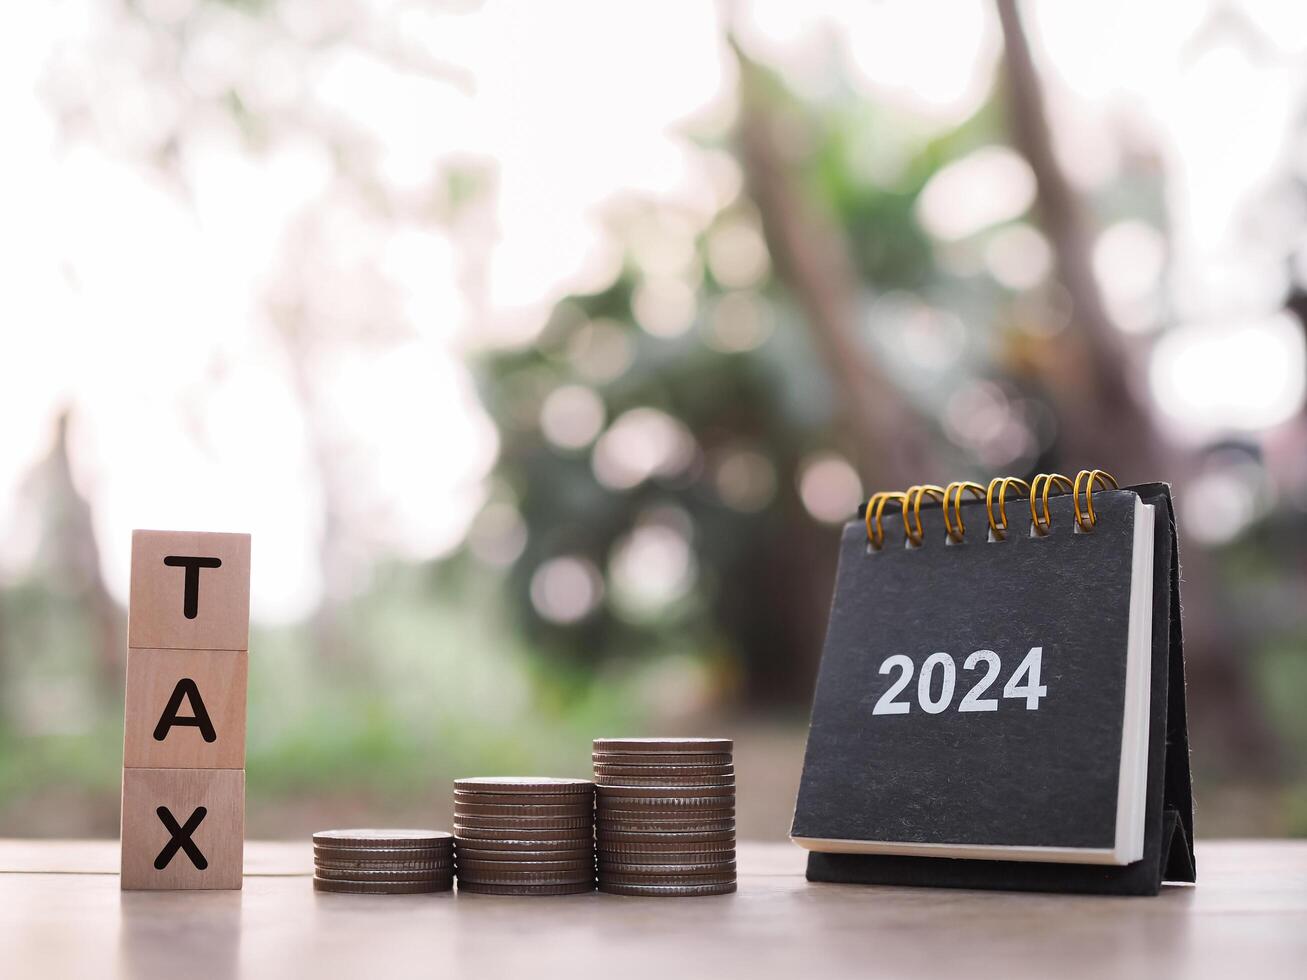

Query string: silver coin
595 757 737 773
315 867 455 882
595 829 735 844
594 775 735 788
453 777 593 794
598 861 736 876
592 738 732 753
453 802 593 818
455 845 593 860
315 857 454 873
453 826 593 841
453 814 592 830
313 875 453 894
598 880 736 897
457 880 595 896
456 859 594 874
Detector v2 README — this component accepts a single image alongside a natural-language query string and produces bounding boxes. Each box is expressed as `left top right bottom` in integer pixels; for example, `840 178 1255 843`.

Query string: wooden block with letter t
120 767 244 890
128 530 251 652
123 648 248 770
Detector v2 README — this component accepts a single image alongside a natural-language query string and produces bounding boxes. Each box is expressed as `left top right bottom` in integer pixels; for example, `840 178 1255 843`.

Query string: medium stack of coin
312 829 454 894
453 777 595 895
593 738 736 896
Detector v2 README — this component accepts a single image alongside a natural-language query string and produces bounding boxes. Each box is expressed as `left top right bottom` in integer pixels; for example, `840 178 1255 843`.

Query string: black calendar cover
793 482 1194 895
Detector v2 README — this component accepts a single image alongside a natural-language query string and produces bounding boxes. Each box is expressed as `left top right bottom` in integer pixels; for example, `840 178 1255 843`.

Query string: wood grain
127 530 251 652
123 648 248 770
120 768 244 890
4 841 1306 978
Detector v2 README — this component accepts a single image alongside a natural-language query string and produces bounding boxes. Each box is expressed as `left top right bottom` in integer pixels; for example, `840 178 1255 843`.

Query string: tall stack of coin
593 738 736 896
453 777 595 895
312 829 454 894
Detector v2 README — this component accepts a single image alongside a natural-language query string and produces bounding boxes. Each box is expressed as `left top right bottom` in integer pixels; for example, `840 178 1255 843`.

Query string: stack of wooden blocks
120 530 251 890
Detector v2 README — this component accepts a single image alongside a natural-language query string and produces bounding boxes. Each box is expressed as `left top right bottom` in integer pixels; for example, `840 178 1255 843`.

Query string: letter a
153 678 217 743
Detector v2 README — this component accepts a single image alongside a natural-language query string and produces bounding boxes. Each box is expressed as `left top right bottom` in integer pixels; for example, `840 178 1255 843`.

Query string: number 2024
871 647 1047 715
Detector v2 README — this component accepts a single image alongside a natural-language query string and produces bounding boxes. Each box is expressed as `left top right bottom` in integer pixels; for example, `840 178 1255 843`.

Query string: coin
453 802 592 818
594 775 735 788
597 805 735 819
596 785 735 798
453 815 592 830
596 815 733 828
458 880 595 896
596 839 735 855
452 799 590 815
592 764 735 777
598 881 736 897
315 867 454 883
596 854 730 867
455 836 594 852
455 870 594 885
453 826 593 841
600 870 736 885
452 846 590 857
597 807 735 821
454 777 593 794
598 854 735 868
596 829 735 844
313 876 453 894
314 845 453 862
598 802 735 816
597 819 734 834
598 867 737 883
315 857 454 873
597 802 734 815
593 738 732 753
456 859 594 874
595 757 737 773
312 829 454 848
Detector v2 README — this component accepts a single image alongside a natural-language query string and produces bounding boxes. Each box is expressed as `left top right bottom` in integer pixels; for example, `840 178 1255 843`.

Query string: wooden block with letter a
123 648 248 770
120 767 244 890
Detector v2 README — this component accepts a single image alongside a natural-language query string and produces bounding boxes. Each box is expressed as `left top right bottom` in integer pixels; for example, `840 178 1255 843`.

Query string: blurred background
2 0 1306 841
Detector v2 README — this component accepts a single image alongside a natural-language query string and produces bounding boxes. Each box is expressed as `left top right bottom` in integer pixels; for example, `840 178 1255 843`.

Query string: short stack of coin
453 777 595 895
312 829 454 894
593 738 736 896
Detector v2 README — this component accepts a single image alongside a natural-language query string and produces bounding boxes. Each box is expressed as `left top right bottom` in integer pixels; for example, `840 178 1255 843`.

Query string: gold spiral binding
985 476 1030 542
1029 473 1074 536
903 484 946 547
862 469 1119 547
943 481 986 544
864 491 907 550
1073 469 1118 531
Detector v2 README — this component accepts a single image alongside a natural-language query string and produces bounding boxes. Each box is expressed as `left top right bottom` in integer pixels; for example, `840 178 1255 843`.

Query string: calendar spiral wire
864 470 1120 549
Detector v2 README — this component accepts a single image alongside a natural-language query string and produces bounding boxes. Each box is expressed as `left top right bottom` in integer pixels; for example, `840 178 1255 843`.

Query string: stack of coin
593 738 736 896
312 829 454 894
453 777 595 895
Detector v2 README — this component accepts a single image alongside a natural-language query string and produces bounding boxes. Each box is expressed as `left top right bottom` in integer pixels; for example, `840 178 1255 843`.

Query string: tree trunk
732 45 942 493
995 0 1279 772
50 412 122 692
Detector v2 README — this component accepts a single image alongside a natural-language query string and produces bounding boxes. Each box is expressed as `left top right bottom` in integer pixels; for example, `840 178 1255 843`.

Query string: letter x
154 806 209 871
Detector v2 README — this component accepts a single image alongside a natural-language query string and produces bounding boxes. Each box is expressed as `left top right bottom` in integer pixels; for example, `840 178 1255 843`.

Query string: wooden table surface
2 839 1304 979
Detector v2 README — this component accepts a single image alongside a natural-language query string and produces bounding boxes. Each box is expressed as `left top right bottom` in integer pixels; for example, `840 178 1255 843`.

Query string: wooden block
121 767 244 890
128 530 251 651
123 648 248 770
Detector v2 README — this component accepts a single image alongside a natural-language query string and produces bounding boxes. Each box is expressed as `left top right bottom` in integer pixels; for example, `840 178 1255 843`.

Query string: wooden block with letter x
120 767 244 890
128 530 251 652
123 648 248 770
